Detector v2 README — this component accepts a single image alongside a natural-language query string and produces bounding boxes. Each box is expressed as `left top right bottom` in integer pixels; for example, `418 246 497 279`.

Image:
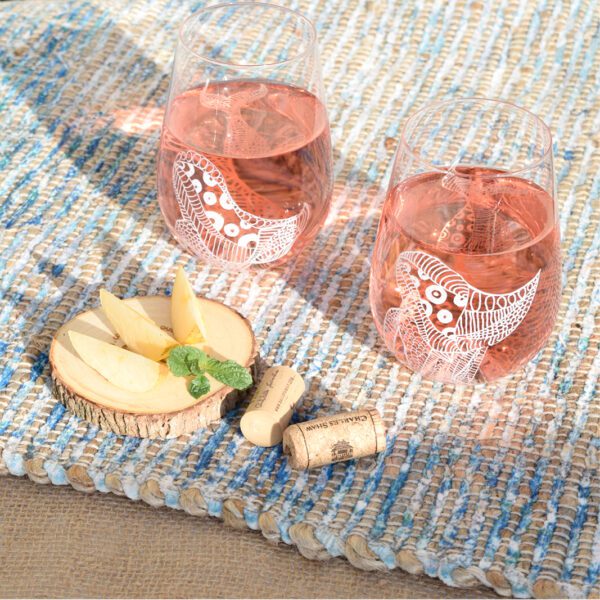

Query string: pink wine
157 80 332 268
370 168 561 383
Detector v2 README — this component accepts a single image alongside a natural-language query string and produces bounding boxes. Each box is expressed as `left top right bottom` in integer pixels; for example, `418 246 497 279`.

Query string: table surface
0 0 598 598
0 476 499 599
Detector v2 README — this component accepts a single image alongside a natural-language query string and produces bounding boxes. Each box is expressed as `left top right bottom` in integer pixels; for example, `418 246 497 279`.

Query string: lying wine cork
240 366 305 446
282 408 386 470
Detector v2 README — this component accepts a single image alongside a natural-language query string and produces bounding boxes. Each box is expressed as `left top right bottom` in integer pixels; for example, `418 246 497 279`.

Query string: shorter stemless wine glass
157 3 333 270
370 99 561 384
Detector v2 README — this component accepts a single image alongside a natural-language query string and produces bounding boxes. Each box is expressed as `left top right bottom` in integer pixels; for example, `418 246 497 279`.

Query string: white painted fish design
383 250 540 383
173 150 309 268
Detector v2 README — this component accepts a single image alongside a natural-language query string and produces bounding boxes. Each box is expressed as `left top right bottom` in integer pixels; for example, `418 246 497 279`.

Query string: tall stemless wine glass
370 99 561 384
157 3 332 270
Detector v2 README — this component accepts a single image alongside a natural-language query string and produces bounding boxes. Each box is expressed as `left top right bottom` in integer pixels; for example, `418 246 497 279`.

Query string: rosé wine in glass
370 100 561 384
158 81 331 269
157 3 332 270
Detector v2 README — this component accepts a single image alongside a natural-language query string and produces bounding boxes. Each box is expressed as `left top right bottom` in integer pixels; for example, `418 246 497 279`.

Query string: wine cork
240 366 305 446
282 409 386 470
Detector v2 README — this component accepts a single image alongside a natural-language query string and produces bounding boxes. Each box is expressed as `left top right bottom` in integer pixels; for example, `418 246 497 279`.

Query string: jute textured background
0 475 499 598
0 0 598 598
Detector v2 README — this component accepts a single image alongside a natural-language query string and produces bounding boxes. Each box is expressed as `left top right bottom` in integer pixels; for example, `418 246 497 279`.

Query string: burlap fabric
0 0 598 599
0 475 500 598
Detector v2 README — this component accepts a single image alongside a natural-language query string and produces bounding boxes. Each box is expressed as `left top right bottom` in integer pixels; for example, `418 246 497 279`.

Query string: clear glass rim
400 97 553 179
178 2 317 69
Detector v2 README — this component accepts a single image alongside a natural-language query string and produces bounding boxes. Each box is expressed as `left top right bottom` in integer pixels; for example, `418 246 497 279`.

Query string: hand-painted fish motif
173 150 309 268
384 250 540 383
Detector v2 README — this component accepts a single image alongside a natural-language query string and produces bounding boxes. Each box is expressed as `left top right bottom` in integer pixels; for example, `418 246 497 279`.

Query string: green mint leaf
167 346 207 377
168 345 251 398
167 346 194 377
188 374 211 398
194 351 218 372
182 346 205 375
205 360 252 390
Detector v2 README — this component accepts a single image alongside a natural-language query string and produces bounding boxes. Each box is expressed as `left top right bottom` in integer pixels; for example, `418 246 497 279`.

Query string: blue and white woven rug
1 1 598 597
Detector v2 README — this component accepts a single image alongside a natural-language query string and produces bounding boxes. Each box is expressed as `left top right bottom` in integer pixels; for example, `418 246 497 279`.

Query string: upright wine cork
282 409 386 470
240 366 305 446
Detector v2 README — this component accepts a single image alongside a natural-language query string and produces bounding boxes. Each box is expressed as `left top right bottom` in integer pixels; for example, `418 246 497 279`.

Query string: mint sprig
167 346 252 399
188 374 211 398
167 346 204 377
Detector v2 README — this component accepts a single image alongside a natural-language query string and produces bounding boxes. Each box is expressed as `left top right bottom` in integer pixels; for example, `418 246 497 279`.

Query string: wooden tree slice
50 296 257 439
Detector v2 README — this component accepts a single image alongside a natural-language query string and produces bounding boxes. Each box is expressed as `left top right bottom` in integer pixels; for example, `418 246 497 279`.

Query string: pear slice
68 330 160 393
171 266 207 344
99 289 177 361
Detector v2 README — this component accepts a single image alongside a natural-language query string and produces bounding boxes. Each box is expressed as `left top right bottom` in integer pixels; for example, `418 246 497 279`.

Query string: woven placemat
0 0 598 598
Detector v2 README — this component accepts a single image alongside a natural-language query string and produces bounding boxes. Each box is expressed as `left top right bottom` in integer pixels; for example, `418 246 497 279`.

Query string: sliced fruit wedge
171 266 207 344
99 289 177 361
68 330 160 393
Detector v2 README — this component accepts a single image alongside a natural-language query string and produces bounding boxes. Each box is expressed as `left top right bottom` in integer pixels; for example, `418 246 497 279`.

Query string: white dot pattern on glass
420 299 433 317
206 210 224 231
203 191 217 205
437 309 453 324
425 284 447 304
219 192 234 210
239 233 259 248
224 223 240 237
454 294 467 307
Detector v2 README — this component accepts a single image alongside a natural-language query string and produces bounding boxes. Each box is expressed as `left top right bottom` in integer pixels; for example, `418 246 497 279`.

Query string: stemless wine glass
370 99 561 384
157 3 332 270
